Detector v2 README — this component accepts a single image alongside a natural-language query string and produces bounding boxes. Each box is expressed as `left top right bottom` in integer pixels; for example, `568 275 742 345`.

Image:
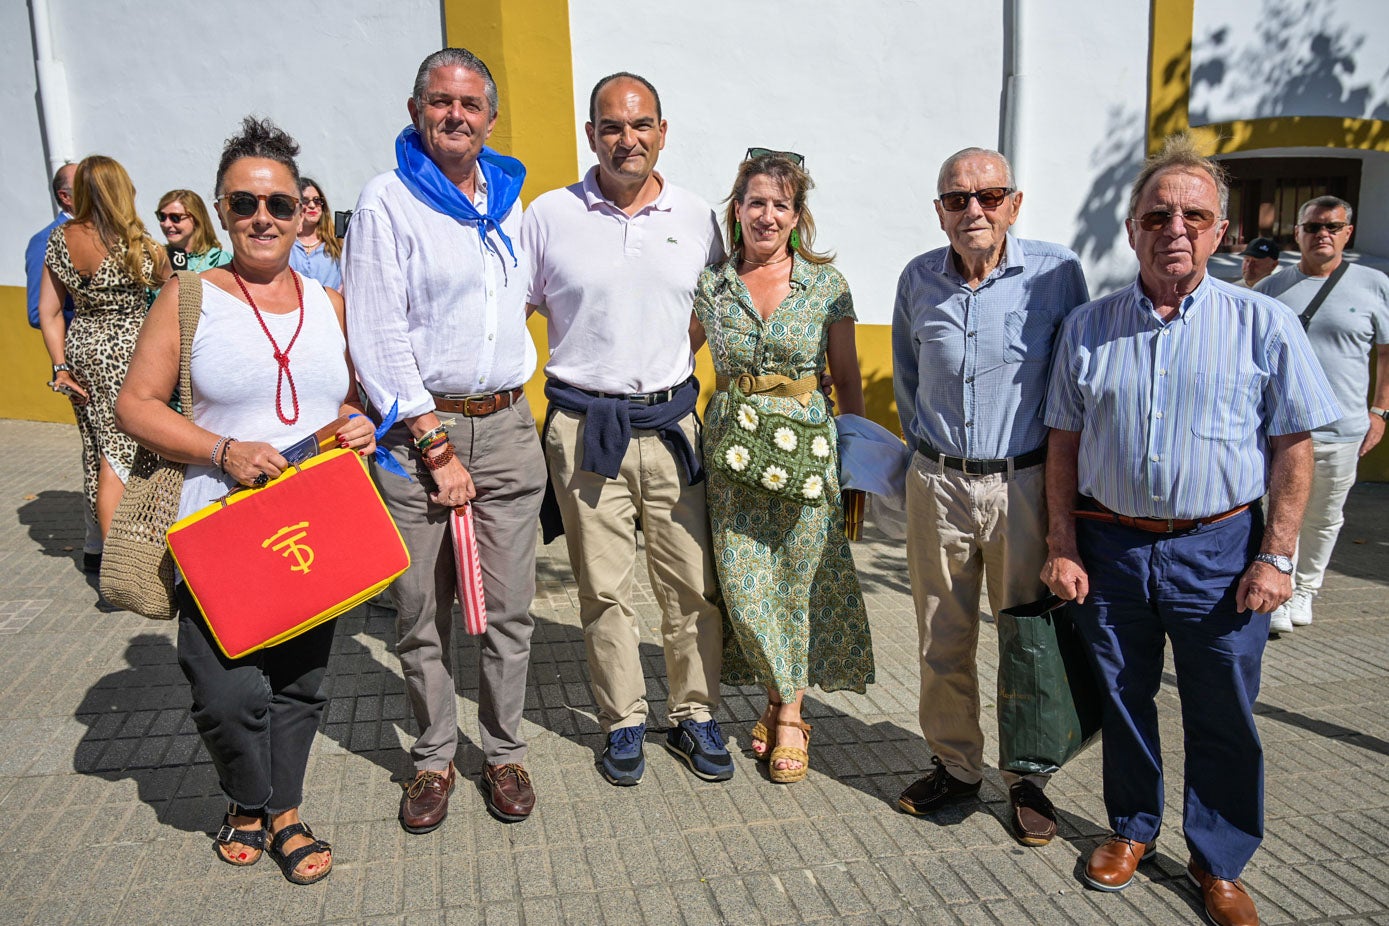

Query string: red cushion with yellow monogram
166 448 410 659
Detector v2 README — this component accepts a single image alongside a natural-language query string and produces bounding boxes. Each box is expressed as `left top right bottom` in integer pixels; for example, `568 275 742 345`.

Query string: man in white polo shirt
521 71 731 786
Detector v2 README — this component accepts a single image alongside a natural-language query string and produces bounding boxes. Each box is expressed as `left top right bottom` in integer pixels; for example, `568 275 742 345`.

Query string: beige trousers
545 409 723 732
905 452 1050 787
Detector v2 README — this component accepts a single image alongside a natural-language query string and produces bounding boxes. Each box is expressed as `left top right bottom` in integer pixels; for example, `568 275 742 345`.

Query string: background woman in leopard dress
37 155 168 538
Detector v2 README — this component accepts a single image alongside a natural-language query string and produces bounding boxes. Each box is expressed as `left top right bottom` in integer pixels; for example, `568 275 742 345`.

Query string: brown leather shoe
1008 780 1057 846
1083 834 1155 891
480 763 536 823
400 763 455 834
1187 859 1259 926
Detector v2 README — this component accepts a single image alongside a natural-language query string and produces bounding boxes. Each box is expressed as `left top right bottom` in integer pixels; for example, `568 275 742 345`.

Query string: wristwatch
52 363 70 374
1253 552 1294 575
1371 406 1389 422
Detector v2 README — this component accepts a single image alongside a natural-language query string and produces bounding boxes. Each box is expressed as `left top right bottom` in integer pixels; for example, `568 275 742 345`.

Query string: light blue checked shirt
893 234 1089 459
1045 275 1340 519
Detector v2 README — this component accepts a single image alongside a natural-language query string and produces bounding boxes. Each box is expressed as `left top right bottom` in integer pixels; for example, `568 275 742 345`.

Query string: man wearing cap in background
1236 236 1280 288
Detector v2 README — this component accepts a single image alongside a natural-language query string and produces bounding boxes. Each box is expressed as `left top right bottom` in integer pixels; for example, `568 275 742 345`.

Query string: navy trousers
1071 507 1268 880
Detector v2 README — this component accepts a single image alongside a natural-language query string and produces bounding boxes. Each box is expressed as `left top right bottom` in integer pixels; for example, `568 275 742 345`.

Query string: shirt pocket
1190 372 1262 441
1002 308 1053 363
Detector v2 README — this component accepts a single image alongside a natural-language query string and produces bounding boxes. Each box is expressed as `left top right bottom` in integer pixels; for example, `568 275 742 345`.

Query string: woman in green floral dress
691 151 873 784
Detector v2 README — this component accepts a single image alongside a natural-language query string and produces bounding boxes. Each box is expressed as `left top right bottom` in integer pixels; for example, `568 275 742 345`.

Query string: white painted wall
2 0 441 286
565 1 1153 322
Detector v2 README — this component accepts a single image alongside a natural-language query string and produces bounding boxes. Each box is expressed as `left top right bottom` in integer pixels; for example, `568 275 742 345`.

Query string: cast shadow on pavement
17 490 90 575
72 616 407 837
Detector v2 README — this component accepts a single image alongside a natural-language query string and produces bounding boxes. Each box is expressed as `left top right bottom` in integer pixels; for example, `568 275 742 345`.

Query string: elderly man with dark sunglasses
891 147 1089 846
1255 195 1389 636
1041 135 1338 926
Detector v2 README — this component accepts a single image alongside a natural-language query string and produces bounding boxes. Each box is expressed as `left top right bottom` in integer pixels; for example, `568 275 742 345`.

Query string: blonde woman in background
38 154 169 539
156 189 232 272
290 176 342 290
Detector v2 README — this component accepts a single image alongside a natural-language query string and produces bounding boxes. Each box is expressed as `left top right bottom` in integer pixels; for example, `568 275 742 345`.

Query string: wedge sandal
769 720 812 784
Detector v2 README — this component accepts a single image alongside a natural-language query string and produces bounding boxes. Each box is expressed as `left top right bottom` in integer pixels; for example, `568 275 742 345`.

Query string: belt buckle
467 395 498 416
961 458 984 477
1166 518 1176 532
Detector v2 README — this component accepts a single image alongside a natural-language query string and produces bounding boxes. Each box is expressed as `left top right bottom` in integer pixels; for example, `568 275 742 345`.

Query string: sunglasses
219 191 300 221
1299 221 1349 235
302 196 326 209
937 188 1015 212
155 211 190 224
745 147 805 167
1134 208 1218 232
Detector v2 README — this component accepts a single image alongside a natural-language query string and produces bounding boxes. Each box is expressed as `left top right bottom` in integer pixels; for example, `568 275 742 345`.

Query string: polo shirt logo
667 237 678 244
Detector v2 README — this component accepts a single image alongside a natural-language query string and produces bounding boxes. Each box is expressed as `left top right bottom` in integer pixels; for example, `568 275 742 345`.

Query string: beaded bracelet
423 443 455 471
418 432 450 453
218 437 237 472
414 425 449 452
210 436 229 470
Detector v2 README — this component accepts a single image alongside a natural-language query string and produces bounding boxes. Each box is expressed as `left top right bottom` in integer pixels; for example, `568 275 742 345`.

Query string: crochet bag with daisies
710 384 835 506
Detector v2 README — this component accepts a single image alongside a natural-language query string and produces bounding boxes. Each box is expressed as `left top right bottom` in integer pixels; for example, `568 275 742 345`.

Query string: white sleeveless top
177 276 349 520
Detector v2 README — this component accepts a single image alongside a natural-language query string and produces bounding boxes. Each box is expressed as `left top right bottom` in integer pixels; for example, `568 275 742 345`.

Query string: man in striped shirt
892 147 1089 847
1042 136 1338 926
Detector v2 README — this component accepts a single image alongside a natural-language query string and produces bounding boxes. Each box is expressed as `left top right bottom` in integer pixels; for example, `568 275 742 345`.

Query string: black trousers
175 583 334 814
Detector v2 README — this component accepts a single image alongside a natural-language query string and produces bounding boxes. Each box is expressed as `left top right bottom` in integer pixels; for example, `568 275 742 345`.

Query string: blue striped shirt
1044 275 1340 518
893 234 1089 459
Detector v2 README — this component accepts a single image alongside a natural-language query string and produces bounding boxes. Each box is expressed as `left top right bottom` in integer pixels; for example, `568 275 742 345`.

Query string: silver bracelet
211 436 229 469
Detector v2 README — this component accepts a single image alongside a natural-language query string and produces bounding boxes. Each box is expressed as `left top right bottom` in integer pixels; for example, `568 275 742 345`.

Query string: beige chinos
545 408 722 733
905 452 1050 788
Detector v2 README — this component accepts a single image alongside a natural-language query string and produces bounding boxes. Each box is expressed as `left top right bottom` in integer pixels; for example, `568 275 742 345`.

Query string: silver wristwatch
1253 553 1294 575
1371 406 1389 422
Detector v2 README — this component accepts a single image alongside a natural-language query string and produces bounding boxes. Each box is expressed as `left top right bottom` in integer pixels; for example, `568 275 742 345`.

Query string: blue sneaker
664 718 735 781
600 724 646 786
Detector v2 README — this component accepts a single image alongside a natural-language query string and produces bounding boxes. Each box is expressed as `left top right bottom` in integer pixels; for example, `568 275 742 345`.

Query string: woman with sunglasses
37 154 169 545
156 189 232 272
290 177 342 291
690 151 873 784
116 116 375 886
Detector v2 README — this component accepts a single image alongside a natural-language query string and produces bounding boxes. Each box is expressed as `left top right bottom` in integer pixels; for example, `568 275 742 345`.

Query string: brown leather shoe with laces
1008 780 1057 846
480 763 536 822
1187 859 1259 926
400 763 456 834
1084 833 1155 891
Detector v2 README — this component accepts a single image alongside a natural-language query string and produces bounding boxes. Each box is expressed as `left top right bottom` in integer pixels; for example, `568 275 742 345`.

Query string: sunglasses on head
1134 208 1218 232
219 191 300 221
1299 221 1348 235
937 187 1015 212
156 211 190 224
301 196 326 208
745 147 805 167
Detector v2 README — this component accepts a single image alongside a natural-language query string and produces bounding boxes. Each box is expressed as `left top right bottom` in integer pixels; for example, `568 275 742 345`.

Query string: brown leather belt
1073 499 1251 534
431 386 524 417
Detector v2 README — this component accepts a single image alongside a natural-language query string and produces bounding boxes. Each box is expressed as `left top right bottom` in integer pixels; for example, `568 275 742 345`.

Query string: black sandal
213 803 266 867
268 821 333 885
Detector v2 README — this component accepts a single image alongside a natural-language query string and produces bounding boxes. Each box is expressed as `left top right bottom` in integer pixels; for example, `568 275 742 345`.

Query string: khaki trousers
545 408 722 732
905 452 1050 787
374 398 547 770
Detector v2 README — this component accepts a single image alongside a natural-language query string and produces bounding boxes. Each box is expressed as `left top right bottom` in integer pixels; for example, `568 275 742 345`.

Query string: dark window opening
1216 156 1361 252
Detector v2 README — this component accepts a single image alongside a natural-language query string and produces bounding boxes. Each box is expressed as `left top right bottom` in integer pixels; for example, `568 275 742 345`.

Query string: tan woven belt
716 373 819 407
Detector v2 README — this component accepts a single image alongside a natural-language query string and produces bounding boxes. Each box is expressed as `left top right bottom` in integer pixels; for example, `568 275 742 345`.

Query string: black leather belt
577 377 688 406
431 387 524 417
915 441 1047 476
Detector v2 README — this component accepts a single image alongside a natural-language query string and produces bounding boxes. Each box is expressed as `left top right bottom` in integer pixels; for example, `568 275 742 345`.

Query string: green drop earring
733 221 742 245
789 228 801 251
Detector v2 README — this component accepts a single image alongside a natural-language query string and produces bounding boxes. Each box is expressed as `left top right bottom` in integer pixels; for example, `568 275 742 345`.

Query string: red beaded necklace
231 265 304 425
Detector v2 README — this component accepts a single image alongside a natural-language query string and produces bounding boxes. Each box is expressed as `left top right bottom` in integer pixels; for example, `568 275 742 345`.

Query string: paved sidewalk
0 418 1386 926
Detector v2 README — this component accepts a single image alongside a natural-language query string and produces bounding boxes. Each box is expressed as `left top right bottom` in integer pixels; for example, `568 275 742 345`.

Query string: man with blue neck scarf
344 47 547 830
521 72 732 787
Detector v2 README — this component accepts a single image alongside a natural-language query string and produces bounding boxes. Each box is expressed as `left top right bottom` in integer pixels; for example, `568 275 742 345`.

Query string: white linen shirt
521 167 724 394
343 169 536 419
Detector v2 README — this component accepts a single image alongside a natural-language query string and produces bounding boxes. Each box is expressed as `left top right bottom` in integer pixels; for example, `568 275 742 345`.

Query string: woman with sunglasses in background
290 176 343 291
690 150 873 784
37 154 169 545
156 189 232 272
116 116 375 885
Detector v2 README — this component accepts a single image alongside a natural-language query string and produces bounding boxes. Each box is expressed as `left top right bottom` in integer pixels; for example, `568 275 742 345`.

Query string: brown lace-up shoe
480 763 536 823
400 763 456 834
1187 859 1259 926
1083 833 1155 891
1008 780 1057 846
897 757 981 816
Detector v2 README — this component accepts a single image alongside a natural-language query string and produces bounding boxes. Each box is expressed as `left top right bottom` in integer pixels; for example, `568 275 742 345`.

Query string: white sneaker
1288 590 1314 627
1269 604 1294 635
